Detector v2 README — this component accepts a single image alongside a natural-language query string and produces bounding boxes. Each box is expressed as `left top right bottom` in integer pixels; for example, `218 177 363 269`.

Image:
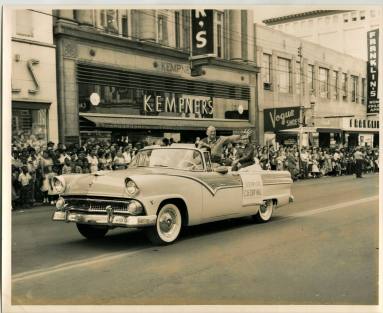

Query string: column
246 10 255 63
229 10 242 61
56 10 74 22
75 10 93 26
139 10 156 41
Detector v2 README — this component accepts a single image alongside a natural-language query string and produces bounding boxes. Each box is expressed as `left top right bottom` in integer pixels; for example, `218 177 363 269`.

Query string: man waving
198 125 253 165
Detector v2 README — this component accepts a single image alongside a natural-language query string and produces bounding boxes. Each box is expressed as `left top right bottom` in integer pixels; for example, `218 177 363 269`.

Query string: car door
198 151 243 222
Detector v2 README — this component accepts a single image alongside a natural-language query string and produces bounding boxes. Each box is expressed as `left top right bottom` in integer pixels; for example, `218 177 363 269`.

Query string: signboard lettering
240 173 263 206
191 10 214 57
144 94 213 116
264 107 300 131
367 29 379 113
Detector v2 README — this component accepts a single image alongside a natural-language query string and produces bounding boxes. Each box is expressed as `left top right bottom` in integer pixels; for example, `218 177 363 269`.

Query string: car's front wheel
76 223 109 240
146 203 182 245
253 200 274 223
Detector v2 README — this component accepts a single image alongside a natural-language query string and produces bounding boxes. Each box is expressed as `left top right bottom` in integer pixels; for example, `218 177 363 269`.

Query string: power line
24 9 368 101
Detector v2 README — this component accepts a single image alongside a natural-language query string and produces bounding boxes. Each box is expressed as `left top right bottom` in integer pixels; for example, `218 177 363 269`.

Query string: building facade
11 9 59 148
54 9 257 146
263 9 382 61
255 24 378 148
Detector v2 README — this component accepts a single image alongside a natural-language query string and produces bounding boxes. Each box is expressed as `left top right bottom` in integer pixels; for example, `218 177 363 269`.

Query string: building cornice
12 37 56 49
54 21 259 74
263 10 353 25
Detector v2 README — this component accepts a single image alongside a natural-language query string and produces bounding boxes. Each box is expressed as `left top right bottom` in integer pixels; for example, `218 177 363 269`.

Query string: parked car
52 144 294 245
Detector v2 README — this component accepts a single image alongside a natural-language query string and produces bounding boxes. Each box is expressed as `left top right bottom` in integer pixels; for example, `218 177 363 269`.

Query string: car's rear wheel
146 203 182 245
76 223 109 240
253 200 274 223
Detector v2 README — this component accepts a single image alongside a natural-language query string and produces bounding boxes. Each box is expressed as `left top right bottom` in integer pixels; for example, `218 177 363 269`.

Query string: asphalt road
10 174 379 306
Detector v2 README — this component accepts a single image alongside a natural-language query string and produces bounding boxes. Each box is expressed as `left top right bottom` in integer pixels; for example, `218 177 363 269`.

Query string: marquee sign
191 10 214 58
264 107 300 131
143 94 213 116
367 29 379 114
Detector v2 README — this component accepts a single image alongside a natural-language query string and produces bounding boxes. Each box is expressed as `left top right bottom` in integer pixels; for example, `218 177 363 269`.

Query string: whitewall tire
253 200 274 223
146 203 182 245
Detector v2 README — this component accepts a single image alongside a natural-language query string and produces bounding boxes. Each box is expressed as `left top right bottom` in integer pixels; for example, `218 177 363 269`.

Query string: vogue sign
264 107 300 131
191 10 214 57
367 29 379 113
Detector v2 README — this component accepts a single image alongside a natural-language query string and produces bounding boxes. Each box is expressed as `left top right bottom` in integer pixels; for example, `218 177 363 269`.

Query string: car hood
62 167 198 198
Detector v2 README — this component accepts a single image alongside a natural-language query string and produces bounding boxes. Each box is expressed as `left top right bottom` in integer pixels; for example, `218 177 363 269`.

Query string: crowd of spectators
11 136 379 210
221 143 379 180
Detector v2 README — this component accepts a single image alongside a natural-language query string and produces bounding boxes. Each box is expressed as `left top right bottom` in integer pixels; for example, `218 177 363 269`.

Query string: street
11 174 378 305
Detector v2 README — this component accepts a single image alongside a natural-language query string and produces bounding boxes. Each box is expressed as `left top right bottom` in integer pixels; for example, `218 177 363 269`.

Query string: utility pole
298 43 304 152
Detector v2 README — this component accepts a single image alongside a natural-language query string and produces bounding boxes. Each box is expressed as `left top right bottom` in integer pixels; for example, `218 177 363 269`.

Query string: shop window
15 10 33 37
308 64 315 94
295 61 301 95
342 73 347 101
157 13 168 45
12 108 48 148
332 71 339 100
99 9 118 33
351 75 358 102
319 67 329 99
174 11 181 48
121 13 129 37
278 57 291 93
215 10 224 58
262 53 272 90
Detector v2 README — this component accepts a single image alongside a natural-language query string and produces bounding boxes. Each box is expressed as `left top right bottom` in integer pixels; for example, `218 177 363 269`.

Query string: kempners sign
143 94 213 116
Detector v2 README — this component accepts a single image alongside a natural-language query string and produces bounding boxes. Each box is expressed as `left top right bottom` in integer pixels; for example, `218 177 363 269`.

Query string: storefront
342 117 379 147
55 23 257 146
12 38 59 148
263 106 300 147
76 62 254 145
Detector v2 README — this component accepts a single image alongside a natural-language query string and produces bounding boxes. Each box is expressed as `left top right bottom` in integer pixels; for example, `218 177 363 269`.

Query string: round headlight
56 197 66 210
127 200 144 215
125 179 139 196
53 176 66 194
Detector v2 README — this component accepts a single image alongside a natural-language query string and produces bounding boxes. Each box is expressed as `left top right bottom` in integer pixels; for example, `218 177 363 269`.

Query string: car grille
63 198 131 213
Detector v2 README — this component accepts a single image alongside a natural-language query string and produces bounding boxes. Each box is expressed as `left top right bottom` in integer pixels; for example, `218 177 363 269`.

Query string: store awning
316 128 343 133
279 127 317 133
80 114 254 131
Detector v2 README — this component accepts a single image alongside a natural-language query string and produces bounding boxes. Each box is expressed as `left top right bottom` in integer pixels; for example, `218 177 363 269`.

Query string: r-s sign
191 10 214 57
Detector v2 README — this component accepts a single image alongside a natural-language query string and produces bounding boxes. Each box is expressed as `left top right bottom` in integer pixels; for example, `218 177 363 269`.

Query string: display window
12 108 48 149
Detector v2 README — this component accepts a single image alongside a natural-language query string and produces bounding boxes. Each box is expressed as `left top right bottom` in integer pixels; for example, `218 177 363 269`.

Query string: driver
198 126 253 165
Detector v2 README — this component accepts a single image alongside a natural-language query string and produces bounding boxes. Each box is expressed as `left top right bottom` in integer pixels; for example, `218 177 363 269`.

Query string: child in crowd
18 165 33 208
41 165 54 204
62 158 72 174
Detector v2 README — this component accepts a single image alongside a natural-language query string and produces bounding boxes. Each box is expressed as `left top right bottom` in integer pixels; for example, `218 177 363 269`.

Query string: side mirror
214 166 228 175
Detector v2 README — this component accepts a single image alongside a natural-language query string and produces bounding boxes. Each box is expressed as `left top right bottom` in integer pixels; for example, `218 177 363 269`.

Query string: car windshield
129 148 204 171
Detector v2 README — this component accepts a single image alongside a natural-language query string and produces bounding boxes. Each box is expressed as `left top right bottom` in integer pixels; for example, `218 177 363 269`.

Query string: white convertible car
52 144 294 245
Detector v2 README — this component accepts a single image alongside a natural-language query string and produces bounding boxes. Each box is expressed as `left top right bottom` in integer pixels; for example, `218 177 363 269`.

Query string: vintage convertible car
52 144 293 245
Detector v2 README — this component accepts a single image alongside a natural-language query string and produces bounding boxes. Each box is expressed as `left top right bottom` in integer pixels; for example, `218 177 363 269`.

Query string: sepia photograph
2 3 381 313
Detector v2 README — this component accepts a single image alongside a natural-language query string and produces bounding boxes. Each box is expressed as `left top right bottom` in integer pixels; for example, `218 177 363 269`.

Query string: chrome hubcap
159 211 176 234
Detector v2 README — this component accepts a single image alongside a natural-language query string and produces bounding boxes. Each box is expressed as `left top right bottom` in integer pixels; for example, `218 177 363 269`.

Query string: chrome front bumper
52 210 157 227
